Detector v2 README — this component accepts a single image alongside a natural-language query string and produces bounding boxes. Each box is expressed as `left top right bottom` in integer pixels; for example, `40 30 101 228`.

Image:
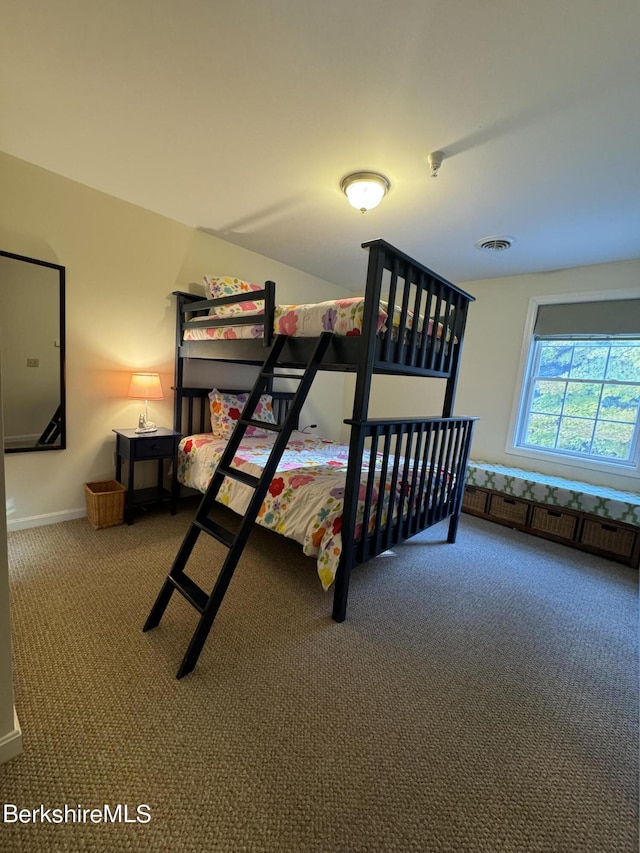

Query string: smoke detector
427 150 445 178
475 236 515 252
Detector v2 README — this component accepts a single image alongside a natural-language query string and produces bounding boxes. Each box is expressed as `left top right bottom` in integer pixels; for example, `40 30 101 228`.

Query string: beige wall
0 152 349 528
455 260 640 491
340 374 447 443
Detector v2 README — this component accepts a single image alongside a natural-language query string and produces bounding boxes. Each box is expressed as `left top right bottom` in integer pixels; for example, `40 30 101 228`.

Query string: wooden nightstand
113 428 182 525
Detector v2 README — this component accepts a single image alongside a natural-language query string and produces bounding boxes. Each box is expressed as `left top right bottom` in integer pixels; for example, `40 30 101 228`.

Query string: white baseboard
0 709 22 765
7 508 86 532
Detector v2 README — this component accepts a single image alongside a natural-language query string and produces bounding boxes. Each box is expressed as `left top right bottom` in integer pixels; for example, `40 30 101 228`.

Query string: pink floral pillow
208 389 277 438
203 276 265 318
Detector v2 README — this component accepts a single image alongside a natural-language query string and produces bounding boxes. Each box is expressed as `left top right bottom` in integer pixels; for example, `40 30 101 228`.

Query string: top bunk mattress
183 297 378 341
183 296 453 343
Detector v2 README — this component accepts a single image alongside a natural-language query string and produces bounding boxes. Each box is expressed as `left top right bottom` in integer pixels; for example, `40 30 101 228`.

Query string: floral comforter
177 430 421 590
183 295 454 345
183 297 383 341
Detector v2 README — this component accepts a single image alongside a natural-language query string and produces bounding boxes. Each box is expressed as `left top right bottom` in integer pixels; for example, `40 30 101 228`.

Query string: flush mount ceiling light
475 235 515 252
340 171 390 212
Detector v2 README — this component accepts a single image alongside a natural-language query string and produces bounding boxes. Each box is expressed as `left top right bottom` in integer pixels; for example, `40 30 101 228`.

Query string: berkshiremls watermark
3 803 151 824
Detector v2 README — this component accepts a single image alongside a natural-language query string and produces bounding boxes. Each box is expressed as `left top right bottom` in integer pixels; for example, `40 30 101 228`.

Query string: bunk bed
145 239 478 677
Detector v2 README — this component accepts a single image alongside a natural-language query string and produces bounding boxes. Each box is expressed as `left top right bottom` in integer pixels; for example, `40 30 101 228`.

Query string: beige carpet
1 500 637 852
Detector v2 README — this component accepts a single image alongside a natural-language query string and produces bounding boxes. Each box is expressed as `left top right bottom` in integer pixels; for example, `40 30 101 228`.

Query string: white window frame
506 288 640 480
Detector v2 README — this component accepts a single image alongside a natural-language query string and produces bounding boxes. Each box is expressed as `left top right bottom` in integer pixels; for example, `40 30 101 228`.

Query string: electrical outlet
26 358 39 367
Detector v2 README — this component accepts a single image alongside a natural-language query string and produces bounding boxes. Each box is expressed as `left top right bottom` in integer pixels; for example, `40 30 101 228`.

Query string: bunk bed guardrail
357 238 473 377
180 280 275 346
332 413 477 621
346 415 477 567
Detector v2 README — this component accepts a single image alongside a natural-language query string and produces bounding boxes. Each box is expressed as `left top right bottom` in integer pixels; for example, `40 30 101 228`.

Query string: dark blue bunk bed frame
147 239 478 677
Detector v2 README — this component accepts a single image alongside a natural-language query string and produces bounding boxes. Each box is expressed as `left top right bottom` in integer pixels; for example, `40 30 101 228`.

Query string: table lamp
128 372 163 433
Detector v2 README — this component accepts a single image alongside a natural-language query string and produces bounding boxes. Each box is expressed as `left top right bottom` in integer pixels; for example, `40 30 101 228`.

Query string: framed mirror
0 250 66 452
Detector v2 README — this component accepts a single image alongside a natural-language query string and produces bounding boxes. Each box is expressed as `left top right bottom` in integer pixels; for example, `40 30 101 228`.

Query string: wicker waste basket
84 480 126 529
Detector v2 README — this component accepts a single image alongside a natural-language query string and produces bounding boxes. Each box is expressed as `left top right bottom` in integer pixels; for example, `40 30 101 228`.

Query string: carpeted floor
1 500 638 852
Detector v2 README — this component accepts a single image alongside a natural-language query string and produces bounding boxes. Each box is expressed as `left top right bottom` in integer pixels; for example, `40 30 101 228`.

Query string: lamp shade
128 372 163 400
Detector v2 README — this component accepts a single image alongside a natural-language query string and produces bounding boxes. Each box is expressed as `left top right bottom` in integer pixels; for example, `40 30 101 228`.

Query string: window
512 298 640 474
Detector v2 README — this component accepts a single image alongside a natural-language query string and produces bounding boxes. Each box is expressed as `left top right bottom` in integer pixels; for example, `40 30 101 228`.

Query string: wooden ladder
143 331 333 678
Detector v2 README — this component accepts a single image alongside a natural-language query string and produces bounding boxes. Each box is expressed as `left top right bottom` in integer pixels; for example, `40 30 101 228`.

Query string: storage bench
463 461 640 569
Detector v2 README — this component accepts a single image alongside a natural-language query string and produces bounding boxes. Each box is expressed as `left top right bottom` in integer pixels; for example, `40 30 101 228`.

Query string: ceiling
2 0 640 290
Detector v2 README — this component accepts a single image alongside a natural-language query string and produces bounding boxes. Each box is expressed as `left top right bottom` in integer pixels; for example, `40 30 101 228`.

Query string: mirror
0 250 65 452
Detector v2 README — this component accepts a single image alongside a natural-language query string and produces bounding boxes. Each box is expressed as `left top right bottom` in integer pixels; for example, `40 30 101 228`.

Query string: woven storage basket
531 506 578 540
84 480 126 530
462 486 489 514
581 519 635 558
488 493 529 526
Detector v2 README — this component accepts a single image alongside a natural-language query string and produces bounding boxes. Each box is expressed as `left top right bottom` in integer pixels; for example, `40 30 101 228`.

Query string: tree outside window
516 337 640 468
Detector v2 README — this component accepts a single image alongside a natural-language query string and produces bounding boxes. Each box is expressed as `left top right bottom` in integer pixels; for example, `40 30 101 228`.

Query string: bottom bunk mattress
177 430 451 590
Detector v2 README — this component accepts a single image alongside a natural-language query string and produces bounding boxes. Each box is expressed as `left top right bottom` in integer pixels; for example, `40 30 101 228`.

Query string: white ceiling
2 0 640 290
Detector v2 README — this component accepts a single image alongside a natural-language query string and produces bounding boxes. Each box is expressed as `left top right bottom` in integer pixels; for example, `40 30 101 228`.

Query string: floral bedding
183 297 384 341
184 320 265 341
176 430 444 590
183 296 453 343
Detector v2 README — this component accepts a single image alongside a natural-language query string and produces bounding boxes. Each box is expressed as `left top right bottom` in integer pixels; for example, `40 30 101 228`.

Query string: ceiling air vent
475 236 514 252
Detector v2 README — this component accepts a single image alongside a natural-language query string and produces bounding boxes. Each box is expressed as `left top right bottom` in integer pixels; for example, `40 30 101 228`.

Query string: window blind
534 299 640 337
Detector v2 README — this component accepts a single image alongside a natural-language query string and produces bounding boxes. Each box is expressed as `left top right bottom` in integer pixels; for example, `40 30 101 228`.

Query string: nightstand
113 428 182 525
